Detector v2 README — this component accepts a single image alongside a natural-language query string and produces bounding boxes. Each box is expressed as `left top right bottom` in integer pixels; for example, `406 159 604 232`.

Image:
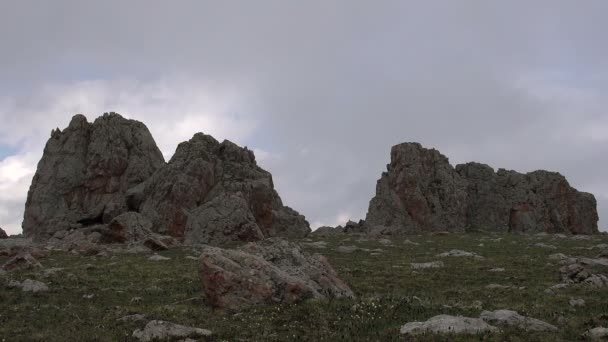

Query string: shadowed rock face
23 113 165 241
366 142 598 234
128 133 310 244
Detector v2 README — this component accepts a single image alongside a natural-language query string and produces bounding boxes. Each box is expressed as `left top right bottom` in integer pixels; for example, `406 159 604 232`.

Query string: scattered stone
569 298 585 307
131 297 143 304
544 283 569 294
410 261 444 269
480 310 557 332
403 239 420 246
584 327 608 340
488 268 505 272
378 238 392 245
548 253 569 260
132 320 212 342
2 252 43 272
199 238 354 310
560 263 608 287
400 315 498 335
18 279 49 293
148 254 170 261
437 249 483 259
83 294 94 299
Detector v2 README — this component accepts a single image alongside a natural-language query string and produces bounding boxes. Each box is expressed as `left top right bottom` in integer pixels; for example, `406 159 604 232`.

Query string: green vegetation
1 233 607 341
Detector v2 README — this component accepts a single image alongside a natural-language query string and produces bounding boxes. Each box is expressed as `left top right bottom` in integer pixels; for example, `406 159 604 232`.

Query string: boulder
23 113 165 241
199 238 353 310
104 212 169 251
0 227 7 239
2 251 43 272
400 315 498 335
129 133 310 244
584 327 608 340
479 310 557 332
366 142 598 234
132 320 212 342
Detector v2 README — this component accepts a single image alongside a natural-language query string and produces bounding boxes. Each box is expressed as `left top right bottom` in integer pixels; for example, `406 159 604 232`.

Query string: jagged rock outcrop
127 133 310 244
366 142 598 234
0 227 7 239
199 238 354 310
23 113 310 245
23 113 166 241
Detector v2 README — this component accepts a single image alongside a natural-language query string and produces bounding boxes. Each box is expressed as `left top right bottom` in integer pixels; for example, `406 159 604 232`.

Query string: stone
132 320 212 342
489 268 505 272
199 238 354 310
2 252 42 272
535 243 557 249
437 249 483 259
117 314 146 322
23 113 166 241
104 212 169 251
584 327 608 340
485 284 512 290
479 310 557 332
411 261 444 269
400 315 499 335
544 283 569 294
365 142 598 235
569 298 585 307
148 254 170 261
128 133 310 243
19 279 49 293
337 245 358 253
0 227 7 239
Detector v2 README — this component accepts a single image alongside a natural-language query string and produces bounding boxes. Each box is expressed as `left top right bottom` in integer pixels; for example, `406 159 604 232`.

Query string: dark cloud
0 1 607 232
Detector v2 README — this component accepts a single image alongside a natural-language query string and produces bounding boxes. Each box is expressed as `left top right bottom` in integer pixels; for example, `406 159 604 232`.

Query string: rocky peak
366 142 598 235
23 113 166 241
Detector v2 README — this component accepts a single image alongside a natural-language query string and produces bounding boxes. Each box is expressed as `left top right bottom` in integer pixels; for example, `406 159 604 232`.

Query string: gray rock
117 314 146 322
199 238 354 310
23 113 165 241
2 252 42 272
535 243 557 249
584 327 608 340
148 254 170 261
365 143 598 235
130 133 310 243
400 315 499 335
437 249 483 259
480 310 557 332
132 320 211 342
569 298 585 307
0 227 7 239
105 212 170 251
489 268 505 272
411 261 444 269
19 279 49 293
337 245 358 253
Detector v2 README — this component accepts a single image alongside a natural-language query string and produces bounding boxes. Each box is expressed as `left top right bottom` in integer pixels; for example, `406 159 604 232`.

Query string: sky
1 1 607 235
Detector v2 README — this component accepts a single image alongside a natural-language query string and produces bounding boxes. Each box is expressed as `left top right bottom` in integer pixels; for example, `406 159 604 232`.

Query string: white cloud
0 153 37 235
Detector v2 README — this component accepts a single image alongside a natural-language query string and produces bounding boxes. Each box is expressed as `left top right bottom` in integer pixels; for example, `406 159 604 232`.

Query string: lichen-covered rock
23 113 165 241
400 315 498 335
366 142 598 234
132 320 212 342
130 133 310 244
199 238 353 310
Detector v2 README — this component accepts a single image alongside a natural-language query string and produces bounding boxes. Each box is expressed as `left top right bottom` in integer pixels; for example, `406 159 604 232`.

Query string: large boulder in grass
2 251 43 272
365 142 598 234
199 238 354 310
23 113 165 241
128 133 310 244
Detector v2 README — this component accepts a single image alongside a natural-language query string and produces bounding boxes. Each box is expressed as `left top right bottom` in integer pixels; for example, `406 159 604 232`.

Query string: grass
1 233 607 341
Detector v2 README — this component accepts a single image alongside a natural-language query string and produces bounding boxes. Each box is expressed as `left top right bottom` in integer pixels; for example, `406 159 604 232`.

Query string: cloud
0 1 607 232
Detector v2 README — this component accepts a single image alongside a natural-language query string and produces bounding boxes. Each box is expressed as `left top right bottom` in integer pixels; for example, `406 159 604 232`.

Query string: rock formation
0 227 7 239
23 113 310 245
23 113 165 241
366 142 598 234
127 133 310 244
199 238 354 310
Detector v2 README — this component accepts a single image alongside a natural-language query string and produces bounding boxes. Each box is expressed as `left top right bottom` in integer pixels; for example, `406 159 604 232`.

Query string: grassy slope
1 233 607 341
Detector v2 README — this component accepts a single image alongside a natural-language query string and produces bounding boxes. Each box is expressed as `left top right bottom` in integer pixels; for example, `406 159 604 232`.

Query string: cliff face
366 143 598 234
23 113 310 244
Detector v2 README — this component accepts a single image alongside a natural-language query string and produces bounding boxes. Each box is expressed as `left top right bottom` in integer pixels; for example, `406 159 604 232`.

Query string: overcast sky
1 1 607 235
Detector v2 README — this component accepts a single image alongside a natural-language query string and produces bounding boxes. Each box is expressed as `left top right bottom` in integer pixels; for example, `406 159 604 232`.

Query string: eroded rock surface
199 238 353 310
366 142 598 234
128 133 310 244
23 113 165 241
